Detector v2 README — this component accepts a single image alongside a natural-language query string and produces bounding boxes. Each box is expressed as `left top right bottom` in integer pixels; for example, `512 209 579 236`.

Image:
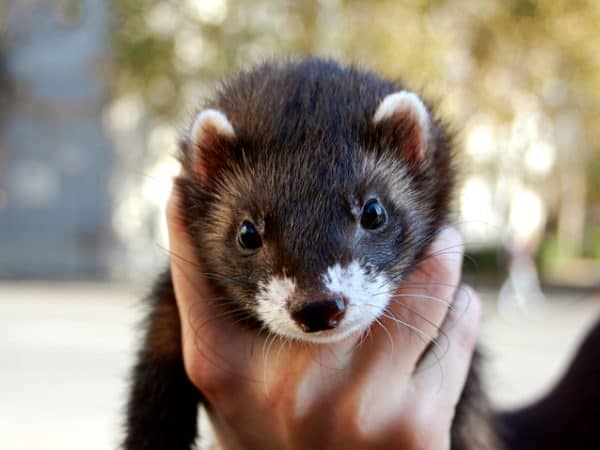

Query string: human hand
167 181 481 450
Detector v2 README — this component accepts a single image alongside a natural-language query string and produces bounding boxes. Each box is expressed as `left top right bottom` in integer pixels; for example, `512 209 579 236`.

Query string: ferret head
178 59 453 344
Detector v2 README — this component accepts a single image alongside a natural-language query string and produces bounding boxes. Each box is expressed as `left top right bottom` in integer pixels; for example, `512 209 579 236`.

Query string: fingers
166 179 259 387
166 178 214 320
414 284 481 408
166 180 218 365
372 226 465 371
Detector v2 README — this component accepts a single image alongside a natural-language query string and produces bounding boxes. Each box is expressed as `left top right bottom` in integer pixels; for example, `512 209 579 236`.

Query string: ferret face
179 60 453 344
198 154 426 343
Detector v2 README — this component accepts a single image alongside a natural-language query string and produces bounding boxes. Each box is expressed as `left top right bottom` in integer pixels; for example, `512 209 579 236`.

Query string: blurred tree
107 0 600 274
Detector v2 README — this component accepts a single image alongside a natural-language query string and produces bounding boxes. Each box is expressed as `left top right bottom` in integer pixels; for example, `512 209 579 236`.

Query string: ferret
122 58 496 450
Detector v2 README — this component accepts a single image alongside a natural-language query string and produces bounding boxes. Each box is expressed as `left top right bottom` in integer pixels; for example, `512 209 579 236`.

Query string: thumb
166 177 259 382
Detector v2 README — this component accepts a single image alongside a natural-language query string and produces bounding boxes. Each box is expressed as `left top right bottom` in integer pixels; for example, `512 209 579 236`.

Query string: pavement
1 282 599 450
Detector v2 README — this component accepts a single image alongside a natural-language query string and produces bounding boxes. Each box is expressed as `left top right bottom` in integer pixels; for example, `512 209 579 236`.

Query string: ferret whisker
314 345 342 373
415 340 446 380
190 270 255 289
387 300 447 336
379 311 432 348
363 325 375 347
353 326 371 351
394 282 477 319
192 307 251 331
186 317 261 384
386 303 450 357
448 284 475 324
362 301 428 340
394 279 460 288
378 309 444 353
385 301 451 352
159 245 255 288
414 240 467 256
392 292 456 312
189 308 254 348
263 333 280 390
420 248 465 261
274 334 291 367
414 246 478 270
391 308 448 349
261 334 272 394
370 289 456 313
391 281 475 305
374 318 395 354
262 333 280 396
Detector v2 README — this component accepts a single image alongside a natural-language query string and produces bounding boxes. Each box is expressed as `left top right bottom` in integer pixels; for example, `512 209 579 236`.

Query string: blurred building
0 0 113 279
0 0 598 286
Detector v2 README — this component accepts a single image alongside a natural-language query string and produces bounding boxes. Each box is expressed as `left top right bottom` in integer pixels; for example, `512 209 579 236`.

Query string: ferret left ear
183 109 237 185
373 91 431 165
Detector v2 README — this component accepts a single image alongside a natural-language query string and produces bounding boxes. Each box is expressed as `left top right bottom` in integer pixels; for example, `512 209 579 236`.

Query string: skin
167 180 481 450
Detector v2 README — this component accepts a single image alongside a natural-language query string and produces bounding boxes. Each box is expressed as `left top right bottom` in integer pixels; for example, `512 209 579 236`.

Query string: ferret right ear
372 91 432 169
184 109 237 184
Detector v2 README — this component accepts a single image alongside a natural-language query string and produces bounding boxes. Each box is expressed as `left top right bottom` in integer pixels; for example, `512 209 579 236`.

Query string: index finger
368 226 465 371
166 178 260 375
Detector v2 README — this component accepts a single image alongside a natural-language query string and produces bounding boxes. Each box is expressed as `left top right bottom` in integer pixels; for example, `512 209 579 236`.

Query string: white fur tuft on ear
190 108 235 146
373 91 431 159
373 91 430 128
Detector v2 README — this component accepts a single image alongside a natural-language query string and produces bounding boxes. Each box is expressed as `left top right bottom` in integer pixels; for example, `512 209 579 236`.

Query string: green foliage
107 0 600 124
538 234 562 268
588 158 600 204
537 227 600 264
582 229 600 259
107 0 600 259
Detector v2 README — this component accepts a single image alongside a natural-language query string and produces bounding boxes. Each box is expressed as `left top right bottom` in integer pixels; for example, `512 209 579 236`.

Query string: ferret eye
237 220 262 251
360 199 386 230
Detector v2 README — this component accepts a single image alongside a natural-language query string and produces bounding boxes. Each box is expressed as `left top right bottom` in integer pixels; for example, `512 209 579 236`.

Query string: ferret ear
183 109 237 184
372 91 431 167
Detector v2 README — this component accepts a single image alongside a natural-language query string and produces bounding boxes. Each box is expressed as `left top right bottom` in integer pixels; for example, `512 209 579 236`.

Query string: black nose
290 297 346 333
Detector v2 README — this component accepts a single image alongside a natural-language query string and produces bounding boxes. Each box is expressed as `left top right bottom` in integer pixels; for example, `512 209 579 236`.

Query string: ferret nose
290 297 347 333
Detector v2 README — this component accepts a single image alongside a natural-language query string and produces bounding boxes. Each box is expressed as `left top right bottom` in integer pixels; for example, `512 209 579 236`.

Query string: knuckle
415 409 451 449
461 286 482 328
453 284 481 321
455 310 479 352
183 348 234 399
446 286 482 355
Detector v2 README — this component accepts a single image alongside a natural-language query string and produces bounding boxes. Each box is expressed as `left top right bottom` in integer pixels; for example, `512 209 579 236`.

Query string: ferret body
123 59 498 450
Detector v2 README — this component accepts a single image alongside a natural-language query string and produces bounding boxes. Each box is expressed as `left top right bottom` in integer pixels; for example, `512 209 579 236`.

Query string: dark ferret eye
237 220 262 251
360 199 386 230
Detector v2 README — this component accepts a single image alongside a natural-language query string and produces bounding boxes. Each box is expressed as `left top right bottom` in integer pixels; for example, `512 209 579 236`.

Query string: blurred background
1 1 599 449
